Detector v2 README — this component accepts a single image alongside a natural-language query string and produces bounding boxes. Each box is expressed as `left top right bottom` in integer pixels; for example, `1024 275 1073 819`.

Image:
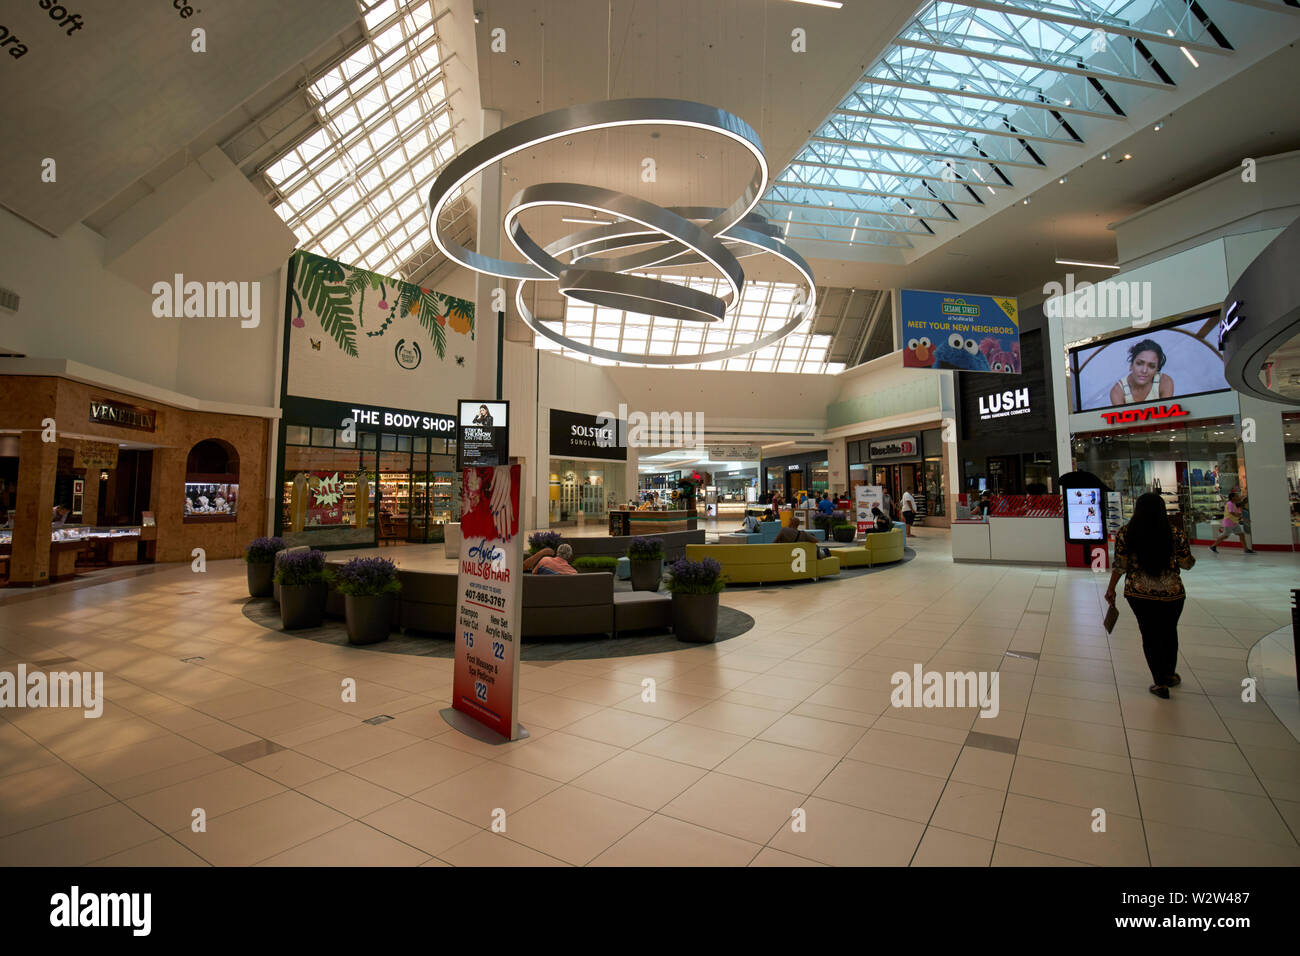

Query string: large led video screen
1070 314 1229 412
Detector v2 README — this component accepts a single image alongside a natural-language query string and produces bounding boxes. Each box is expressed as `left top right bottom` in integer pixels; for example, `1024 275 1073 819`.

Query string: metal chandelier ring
426 98 767 281
515 223 817 366
502 183 744 319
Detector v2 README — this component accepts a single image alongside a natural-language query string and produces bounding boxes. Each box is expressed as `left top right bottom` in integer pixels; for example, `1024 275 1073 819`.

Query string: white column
1238 394 1291 548
473 108 503 401
1045 306 1074 474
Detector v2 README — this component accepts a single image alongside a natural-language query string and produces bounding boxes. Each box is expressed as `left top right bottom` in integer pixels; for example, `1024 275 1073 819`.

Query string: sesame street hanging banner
900 289 1020 375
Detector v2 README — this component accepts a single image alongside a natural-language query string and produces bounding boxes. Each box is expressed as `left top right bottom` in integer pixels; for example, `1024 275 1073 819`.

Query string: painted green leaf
294 251 358 357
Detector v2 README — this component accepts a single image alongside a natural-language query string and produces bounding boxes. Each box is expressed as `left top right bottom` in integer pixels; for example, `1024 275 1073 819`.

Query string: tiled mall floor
1 535 1297 866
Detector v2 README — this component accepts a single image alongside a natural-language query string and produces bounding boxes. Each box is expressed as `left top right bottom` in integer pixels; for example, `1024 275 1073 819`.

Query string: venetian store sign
90 398 156 432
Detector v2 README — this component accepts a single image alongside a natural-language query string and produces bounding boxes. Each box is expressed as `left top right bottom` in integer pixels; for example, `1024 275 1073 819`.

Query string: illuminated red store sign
1099 403 1190 426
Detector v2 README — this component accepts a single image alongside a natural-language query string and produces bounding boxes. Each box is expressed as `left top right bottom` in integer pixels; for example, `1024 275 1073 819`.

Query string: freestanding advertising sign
855 484 883 535
451 463 525 740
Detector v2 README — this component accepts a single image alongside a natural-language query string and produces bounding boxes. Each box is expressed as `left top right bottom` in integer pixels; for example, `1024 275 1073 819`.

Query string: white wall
0 195 282 410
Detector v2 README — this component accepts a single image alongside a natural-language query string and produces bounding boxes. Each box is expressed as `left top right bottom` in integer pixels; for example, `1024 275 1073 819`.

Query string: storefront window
549 459 624 522
810 460 829 493
1071 418 1238 540
922 458 945 516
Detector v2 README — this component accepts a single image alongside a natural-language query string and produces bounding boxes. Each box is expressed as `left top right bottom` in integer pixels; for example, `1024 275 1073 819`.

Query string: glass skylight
263 0 461 276
541 276 844 375
763 0 1207 247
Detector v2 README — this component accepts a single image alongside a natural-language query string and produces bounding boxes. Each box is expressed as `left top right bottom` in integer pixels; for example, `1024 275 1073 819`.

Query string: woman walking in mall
1104 492 1196 699
1210 490 1255 553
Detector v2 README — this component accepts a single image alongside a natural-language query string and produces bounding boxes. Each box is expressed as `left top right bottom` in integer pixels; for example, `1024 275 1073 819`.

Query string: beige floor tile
177 721 263 753
680 700 784 738
748 847 826 866
633 723 750 770
173 790 349 866
126 764 285 831
990 843 1090 866
0 803 161 866
520 693 606 730
87 835 210 866
756 713 867 757
503 786 650 865
1126 728 1254 775
296 771 403 818
242 748 335 788
1010 755 1140 816
612 688 712 721
1027 692 1124 727
292 723 423 770
570 750 706 811
997 793 1147 866
495 730 621 782
256 820 429 866
349 740 485 795
560 708 671 748
714 739 838 793
1134 776 1297 847
1020 712 1129 757
63 733 211 786
412 761 560 826
662 771 804 844
912 827 993 866
0 763 112 837
1145 820 1300 866
591 813 760 866
361 798 481 856
438 830 571 866
846 728 961 778
813 758 945 823
930 780 1005 840
768 796 924 866
1129 757 1266 796
552 677 644 707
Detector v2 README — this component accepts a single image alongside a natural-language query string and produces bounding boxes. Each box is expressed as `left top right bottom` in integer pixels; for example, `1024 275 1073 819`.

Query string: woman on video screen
1109 339 1175 406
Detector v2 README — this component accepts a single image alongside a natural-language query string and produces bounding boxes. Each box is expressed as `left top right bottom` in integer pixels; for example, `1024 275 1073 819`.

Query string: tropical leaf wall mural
290 250 474 359
285 249 477 413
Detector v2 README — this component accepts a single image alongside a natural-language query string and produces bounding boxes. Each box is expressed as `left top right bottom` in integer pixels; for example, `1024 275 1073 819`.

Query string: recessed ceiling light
1122 153 1132 161
1022 197 1031 205
1153 122 1163 132
1058 176 1068 184
1055 258 1121 270
1100 151 1110 160
1181 46 1199 67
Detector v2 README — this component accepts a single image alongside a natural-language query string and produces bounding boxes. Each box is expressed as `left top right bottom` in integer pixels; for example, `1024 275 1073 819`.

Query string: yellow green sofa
685 541 839 585
834 528 905 568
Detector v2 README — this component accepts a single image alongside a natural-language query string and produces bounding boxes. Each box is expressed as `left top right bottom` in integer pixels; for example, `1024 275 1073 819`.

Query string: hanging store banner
900 289 1020 374
452 464 524 740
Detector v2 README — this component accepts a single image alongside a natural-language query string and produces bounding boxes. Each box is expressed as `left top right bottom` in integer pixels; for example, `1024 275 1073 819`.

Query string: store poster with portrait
900 289 1020 373
1071 315 1229 411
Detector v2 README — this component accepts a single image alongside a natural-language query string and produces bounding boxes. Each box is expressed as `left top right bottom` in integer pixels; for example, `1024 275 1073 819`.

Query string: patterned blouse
1113 525 1195 601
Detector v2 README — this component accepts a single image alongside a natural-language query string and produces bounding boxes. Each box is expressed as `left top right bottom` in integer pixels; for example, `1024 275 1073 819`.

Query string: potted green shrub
666 557 726 643
832 521 857 543
243 536 285 597
275 549 328 629
626 536 665 592
332 556 401 645
573 556 618 574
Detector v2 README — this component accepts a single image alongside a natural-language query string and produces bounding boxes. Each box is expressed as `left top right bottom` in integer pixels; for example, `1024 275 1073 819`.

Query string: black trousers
1125 596 1185 685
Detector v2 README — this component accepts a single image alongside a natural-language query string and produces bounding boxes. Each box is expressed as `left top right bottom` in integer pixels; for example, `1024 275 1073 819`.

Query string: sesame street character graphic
980 337 1021 373
933 333 991 372
905 336 935 367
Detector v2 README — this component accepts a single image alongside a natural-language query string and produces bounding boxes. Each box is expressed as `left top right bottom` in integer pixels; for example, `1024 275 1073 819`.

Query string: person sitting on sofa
738 513 761 534
774 516 830 559
863 506 892 534
522 543 578 575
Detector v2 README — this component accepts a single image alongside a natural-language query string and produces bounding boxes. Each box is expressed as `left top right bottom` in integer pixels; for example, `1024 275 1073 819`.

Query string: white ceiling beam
832 107 1084 146
892 38 1174 90
951 0 1229 55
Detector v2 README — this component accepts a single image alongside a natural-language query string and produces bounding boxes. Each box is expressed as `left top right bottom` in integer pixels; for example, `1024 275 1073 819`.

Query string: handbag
1103 603 1118 634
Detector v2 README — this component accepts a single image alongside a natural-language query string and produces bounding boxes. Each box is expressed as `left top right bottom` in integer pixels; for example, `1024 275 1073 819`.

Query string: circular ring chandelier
426 97 816 366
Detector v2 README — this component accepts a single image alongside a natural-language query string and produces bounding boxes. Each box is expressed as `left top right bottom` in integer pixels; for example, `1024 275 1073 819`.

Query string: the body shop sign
452 464 523 740
868 435 918 459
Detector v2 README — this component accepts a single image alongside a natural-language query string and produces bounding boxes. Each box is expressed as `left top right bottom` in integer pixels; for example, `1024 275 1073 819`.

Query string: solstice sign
452 464 524 740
